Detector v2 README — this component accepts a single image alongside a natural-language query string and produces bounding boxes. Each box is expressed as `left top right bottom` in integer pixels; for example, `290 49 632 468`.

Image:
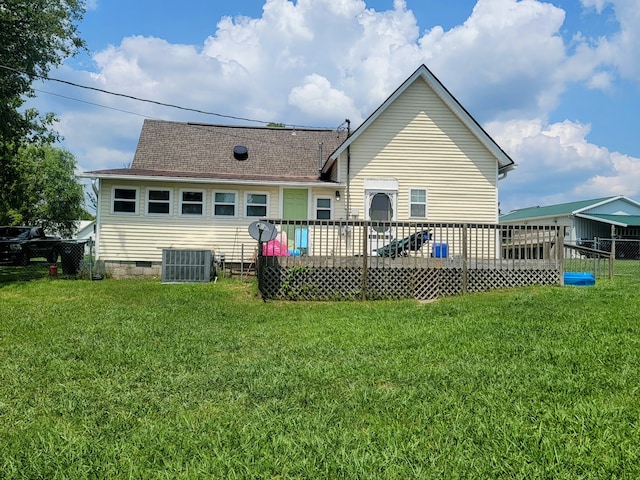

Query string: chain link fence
0 239 103 283
577 238 640 277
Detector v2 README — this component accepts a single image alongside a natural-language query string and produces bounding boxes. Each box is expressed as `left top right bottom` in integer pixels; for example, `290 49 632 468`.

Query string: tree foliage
0 0 85 144
0 0 87 227
2 145 86 236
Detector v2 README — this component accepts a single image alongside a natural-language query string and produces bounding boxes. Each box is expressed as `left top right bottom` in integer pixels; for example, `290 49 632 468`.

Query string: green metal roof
578 213 640 227
500 197 615 222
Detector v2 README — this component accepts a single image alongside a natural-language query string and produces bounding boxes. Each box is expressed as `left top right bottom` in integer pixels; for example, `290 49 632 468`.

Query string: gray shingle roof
112 120 347 183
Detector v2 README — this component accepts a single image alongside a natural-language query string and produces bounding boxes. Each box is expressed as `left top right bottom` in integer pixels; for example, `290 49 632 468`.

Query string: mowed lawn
1 276 639 479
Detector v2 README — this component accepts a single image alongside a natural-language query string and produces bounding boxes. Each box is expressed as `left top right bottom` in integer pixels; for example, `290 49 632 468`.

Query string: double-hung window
409 188 427 218
112 187 138 214
180 189 205 216
213 191 237 217
246 193 268 217
315 197 332 220
147 188 172 215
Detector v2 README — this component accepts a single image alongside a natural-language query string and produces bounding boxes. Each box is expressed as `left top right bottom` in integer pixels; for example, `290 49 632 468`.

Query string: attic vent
233 145 248 161
162 249 213 283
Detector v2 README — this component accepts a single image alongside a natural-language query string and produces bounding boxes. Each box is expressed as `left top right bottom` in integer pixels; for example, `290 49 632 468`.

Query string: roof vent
233 145 248 161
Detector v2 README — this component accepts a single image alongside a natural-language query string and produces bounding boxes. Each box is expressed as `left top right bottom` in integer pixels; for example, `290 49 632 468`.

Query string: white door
366 190 397 255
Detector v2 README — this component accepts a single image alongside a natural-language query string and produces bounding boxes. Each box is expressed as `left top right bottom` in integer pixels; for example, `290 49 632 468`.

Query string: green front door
283 189 309 253
283 188 308 220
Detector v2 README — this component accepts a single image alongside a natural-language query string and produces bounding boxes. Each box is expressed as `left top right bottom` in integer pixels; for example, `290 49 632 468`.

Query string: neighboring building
500 196 640 245
83 64 516 277
74 220 95 243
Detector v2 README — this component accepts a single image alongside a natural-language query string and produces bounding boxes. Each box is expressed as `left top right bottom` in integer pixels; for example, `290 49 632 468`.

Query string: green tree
0 0 86 222
3 145 86 237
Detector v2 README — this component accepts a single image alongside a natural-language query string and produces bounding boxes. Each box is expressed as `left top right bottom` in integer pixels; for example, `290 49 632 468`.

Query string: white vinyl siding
341 79 499 223
97 181 282 263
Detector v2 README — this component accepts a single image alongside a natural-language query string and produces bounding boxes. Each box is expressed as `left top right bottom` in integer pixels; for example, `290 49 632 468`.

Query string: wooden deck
253 220 579 301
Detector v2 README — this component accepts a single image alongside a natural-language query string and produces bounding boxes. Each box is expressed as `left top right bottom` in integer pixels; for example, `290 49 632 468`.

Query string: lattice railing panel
439 268 463 297
260 265 364 300
366 268 416 300
258 261 561 301
306 267 362 300
411 269 440 300
468 269 559 293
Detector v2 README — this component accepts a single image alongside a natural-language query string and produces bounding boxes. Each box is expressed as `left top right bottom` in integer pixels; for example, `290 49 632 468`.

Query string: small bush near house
1 277 639 478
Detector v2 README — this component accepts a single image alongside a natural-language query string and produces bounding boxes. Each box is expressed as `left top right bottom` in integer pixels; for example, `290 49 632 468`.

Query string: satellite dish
248 221 278 242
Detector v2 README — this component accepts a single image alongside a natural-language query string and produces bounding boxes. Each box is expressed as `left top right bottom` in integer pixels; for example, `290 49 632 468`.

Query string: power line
33 90 346 156
1 63 337 130
34 88 152 119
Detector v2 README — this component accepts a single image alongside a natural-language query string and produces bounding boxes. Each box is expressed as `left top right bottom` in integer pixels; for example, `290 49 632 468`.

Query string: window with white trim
246 193 268 217
315 197 332 220
409 188 427 218
180 189 205 216
213 191 237 217
112 187 138 214
146 188 172 215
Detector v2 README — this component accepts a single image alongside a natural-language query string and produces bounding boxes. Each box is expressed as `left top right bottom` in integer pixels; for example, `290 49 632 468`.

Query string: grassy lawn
1 276 639 478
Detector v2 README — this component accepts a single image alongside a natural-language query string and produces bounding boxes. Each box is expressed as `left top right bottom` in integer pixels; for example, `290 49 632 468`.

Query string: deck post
558 225 564 286
362 221 369 301
462 224 468 294
610 225 615 279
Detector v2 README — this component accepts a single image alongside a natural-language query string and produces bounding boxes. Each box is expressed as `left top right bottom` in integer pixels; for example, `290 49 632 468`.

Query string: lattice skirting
467 269 560 293
258 263 560 301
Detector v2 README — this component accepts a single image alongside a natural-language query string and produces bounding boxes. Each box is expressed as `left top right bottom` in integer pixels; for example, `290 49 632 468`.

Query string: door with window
365 189 397 254
283 188 309 254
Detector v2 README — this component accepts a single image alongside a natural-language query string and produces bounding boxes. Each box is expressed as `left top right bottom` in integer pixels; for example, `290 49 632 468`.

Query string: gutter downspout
346 119 351 218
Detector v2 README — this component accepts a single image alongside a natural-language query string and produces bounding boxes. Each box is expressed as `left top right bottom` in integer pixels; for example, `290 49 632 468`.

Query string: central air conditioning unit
162 249 213 283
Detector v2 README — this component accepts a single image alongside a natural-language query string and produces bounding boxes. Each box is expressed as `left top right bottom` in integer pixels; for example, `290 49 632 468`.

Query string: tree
2 145 86 237
0 0 86 223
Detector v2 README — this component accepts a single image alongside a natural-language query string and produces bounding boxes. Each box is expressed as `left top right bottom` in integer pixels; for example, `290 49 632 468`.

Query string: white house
83 64 516 277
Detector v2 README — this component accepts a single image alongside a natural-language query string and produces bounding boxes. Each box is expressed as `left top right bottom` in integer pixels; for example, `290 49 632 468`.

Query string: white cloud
289 74 361 122
576 0 640 84
577 152 640 198
488 118 611 174
420 0 569 119
30 0 640 212
488 117 640 211
581 0 609 13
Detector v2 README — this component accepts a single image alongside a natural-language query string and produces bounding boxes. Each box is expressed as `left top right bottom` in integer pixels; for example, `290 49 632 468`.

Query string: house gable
578 196 640 216
329 66 510 223
325 64 516 176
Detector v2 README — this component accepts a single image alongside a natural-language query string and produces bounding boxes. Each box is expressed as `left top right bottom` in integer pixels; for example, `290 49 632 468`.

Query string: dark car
0 226 61 265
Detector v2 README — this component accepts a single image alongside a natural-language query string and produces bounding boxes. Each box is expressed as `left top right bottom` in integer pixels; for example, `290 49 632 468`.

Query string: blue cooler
432 243 448 258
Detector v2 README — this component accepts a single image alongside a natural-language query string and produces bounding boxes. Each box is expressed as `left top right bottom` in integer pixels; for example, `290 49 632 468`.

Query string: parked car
0 226 61 265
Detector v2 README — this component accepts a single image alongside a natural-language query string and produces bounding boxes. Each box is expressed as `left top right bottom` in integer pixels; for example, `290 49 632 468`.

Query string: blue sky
29 0 640 214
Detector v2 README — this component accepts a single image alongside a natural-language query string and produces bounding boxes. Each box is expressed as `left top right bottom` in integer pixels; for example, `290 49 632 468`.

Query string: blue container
564 272 595 286
432 243 448 258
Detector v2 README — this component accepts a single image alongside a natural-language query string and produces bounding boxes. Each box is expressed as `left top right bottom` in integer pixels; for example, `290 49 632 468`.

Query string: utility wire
34 88 152 119
1 63 339 130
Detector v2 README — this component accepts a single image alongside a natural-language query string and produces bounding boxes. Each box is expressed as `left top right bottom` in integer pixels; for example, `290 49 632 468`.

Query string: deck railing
255 220 566 300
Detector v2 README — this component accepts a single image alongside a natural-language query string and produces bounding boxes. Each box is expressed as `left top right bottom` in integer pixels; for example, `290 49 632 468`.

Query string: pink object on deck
262 238 290 256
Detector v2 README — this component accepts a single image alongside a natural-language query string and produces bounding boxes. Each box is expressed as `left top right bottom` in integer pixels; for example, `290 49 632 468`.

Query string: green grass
1 276 640 478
